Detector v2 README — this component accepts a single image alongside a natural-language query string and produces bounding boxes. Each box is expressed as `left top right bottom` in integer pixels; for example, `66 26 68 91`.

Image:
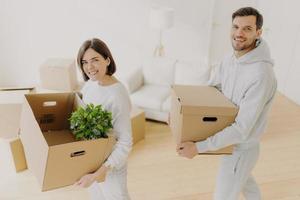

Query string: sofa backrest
143 57 176 86
174 60 210 85
142 57 211 87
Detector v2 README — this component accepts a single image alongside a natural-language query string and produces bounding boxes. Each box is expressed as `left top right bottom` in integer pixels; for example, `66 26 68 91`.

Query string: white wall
258 0 300 104
284 25 300 104
1 0 299 105
209 0 258 64
209 0 300 105
0 0 213 87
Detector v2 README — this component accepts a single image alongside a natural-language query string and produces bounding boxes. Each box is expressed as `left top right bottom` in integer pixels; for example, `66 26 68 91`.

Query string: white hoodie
196 39 277 152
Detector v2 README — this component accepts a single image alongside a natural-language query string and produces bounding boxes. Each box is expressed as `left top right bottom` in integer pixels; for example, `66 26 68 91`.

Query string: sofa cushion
130 84 170 111
174 60 210 85
143 57 176 86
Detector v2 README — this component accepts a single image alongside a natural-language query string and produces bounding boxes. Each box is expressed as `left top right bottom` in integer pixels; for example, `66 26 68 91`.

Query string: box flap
73 92 86 110
9 138 27 172
172 85 238 116
20 98 49 187
24 93 74 131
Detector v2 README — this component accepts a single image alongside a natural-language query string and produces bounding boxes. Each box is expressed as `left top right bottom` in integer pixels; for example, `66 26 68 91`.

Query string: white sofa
121 57 210 122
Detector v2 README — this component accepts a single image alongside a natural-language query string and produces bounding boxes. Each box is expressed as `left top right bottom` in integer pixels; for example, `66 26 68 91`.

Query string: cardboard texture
131 107 145 144
20 92 115 191
0 138 27 175
9 138 27 172
0 88 34 173
39 58 78 91
170 85 239 155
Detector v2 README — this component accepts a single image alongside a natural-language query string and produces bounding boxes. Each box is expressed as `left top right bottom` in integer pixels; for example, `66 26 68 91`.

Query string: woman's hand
74 165 109 188
74 173 97 188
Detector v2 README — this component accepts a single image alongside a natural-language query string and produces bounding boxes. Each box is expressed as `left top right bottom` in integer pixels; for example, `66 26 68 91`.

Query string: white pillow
174 60 210 85
143 57 176 86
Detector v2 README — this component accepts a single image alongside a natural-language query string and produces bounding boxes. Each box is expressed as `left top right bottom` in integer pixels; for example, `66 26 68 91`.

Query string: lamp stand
153 30 165 57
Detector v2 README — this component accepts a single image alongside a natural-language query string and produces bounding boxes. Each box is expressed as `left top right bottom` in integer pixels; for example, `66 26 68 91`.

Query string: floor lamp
149 7 174 57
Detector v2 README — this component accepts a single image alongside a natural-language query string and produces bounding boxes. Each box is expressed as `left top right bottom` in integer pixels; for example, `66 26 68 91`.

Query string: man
177 7 277 200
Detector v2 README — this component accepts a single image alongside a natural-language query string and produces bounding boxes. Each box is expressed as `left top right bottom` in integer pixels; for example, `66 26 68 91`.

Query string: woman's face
81 48 110 81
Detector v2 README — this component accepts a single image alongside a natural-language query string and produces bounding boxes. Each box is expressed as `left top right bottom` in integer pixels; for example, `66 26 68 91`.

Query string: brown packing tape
9 138 27 172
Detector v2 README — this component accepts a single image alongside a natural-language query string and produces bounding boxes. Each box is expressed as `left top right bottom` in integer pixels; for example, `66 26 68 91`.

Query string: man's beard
232 37 256 51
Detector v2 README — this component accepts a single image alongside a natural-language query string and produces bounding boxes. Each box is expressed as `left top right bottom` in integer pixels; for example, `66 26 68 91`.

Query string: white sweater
197 39 277 152
81 80 132 169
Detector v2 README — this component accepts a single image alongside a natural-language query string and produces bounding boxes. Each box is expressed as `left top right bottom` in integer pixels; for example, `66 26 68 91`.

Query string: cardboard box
131 107 145 144
9 138 27 172
8 104 146 174
0 137 27 174
170 85 238 155
20 92 115 191
39 58 78 91
0 87 34 173
0 87 34 139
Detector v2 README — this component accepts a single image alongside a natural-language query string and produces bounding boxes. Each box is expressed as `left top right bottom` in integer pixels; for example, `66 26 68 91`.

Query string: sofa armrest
120 68 144 94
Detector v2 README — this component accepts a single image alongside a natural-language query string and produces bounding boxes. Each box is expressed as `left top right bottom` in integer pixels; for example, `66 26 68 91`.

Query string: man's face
231 15 262 55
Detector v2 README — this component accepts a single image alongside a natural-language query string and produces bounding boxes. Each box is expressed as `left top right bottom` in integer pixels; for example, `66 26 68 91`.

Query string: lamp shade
149 7 174 30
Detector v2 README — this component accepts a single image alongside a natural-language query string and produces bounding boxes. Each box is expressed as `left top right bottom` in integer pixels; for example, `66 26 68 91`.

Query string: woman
75 38 132 200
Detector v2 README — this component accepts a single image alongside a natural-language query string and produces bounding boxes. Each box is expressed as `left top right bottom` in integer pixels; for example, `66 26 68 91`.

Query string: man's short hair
232 7 263 30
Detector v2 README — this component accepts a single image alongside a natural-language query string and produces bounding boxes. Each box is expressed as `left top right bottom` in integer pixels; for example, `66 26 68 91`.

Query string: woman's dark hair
77 38 116 81
232 7 263 30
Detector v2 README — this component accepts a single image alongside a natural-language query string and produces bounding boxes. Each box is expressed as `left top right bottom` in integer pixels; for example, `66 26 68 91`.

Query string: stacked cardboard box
0 87 35 139
39 58 79 92
0 87 34 173
131 107 145 144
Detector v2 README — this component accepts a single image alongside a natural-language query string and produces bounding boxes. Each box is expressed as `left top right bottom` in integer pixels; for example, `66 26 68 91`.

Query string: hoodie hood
235 39 274 66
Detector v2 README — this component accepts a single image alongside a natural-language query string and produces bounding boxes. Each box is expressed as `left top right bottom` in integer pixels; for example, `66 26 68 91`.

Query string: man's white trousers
214 143 261 200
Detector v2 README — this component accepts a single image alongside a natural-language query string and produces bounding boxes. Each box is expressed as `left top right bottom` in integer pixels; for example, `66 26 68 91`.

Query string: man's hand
177 142 198 159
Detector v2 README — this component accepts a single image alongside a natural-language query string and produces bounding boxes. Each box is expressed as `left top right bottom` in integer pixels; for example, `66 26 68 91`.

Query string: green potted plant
69 104 113 140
